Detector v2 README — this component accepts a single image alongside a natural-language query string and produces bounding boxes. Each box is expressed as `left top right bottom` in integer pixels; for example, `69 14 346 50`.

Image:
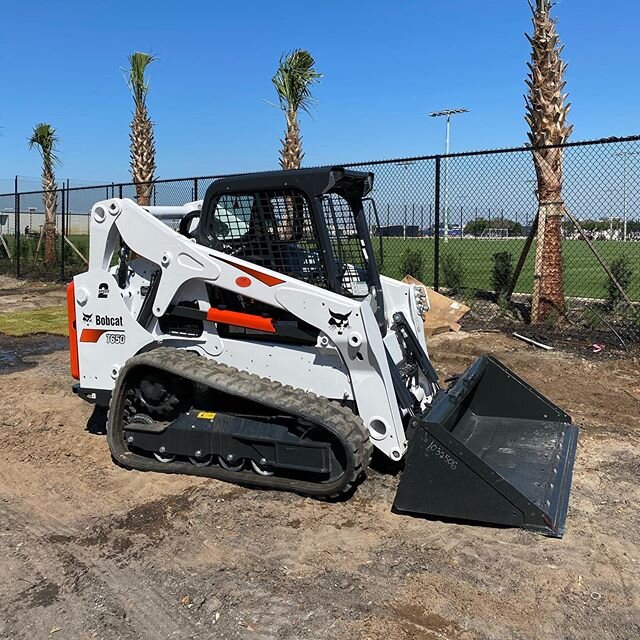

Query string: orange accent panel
206 308 276 333
217 256 285 287
235 264 284 287
67 282 80 380
80 328 108 343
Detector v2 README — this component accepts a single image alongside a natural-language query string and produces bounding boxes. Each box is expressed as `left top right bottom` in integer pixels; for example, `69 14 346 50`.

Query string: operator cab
184 167 383 305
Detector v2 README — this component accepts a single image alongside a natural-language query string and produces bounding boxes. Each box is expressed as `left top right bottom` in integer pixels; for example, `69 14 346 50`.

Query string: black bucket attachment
394 356 578 537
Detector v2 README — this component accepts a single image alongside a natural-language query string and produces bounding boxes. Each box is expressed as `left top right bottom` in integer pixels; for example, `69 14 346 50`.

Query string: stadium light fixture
429 108 470 242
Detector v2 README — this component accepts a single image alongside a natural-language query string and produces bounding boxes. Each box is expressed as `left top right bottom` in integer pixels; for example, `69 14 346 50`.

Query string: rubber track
107 347 373 498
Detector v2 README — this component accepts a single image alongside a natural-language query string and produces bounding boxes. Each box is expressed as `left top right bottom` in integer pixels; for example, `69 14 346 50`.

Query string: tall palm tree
126 52 157 206
28 123 59 266
526 0 573 323
272 49 322 170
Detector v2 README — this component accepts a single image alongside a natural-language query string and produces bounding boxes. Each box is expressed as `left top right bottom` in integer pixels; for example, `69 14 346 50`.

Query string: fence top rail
339 134 640 167
2 134 638 198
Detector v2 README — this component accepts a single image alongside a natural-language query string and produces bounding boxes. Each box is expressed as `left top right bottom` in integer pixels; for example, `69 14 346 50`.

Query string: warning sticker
197 411 217 420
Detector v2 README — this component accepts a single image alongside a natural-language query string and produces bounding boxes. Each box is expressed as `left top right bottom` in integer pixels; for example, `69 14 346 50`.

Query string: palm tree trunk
531 148 565 322
532 202 565 320
130 104 155 207
42 167 57 267
279 107 302 238
280 107 302 170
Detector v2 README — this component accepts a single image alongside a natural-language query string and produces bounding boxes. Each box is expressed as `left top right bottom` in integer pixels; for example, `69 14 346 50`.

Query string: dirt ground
1 283 639 639
0 275 67 314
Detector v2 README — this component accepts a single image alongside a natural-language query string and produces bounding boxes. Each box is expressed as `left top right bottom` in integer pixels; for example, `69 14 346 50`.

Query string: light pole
429 108 469 242
614 151 640 242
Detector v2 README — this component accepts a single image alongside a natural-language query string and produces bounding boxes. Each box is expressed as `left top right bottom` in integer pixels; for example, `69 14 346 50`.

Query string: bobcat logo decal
82 313 93 324
328 310 352 335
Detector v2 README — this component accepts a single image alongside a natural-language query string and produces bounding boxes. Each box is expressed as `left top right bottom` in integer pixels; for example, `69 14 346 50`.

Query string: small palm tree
526 0 573 323
28 123 59 266
272 49 322 170
126 52 157 206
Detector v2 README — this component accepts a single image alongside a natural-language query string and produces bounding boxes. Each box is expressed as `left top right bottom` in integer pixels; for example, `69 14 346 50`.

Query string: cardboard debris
402 275 470 337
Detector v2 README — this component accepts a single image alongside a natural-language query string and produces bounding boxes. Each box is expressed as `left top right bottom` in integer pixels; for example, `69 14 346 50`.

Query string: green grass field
0 305 68 336
1 232 639 302
378 238 640 301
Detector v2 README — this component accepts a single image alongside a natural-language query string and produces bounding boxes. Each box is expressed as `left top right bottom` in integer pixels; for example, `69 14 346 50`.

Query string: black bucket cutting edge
393 355 579 538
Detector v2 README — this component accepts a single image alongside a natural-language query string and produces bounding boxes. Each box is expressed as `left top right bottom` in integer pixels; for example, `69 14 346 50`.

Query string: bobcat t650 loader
68 167 578 536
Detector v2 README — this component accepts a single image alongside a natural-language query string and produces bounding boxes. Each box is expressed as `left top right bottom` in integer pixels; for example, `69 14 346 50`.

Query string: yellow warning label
197 411 217 420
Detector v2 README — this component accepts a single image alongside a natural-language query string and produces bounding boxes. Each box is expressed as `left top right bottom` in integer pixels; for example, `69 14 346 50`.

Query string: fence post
60 185 66 280
118 184 123 199
403 204 407 239
14 176 20 278
194 178 199 201
434 157 441 291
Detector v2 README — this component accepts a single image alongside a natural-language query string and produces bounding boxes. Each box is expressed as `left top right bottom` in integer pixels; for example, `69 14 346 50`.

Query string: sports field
1 233 639 302
378 237 640 301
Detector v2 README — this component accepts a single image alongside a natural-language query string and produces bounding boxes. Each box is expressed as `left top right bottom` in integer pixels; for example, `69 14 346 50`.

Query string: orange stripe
216 256 285 287
80 328 108 343
206 308 276 333
67 282 80 380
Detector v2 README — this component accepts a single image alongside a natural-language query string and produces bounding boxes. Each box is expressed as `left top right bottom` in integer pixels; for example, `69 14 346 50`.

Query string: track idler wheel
218 455 244 472
189 454 214 467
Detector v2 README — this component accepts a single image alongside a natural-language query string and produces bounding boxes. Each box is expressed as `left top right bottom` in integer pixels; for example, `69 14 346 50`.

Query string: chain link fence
1 135 638 344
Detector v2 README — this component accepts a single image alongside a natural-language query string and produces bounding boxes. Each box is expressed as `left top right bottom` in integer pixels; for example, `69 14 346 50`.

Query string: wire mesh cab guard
196 167 381 300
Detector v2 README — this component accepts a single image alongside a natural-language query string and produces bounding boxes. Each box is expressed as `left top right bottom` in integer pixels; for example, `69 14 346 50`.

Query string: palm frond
525 0 572 148
272 49 322 115
28 123 60 165
126 51 157 108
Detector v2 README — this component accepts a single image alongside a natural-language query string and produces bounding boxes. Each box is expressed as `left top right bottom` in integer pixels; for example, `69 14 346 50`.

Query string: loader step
394 355 578 537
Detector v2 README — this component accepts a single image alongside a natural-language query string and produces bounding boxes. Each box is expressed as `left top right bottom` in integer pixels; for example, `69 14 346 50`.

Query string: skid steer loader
67 167 578 536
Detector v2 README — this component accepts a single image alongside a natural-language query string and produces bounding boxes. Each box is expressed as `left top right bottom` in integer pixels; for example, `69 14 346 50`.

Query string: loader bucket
393 356 578 537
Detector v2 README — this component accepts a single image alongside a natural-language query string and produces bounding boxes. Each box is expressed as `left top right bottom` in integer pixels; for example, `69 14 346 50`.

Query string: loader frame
73 168 429 461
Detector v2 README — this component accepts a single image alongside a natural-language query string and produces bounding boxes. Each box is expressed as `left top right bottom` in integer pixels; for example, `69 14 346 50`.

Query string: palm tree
272 49 322 170
126 52 157 206
28 123 59 266
526 0 573 323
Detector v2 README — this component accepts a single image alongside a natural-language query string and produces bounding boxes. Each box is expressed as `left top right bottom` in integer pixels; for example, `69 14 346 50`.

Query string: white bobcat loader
68 167 578 536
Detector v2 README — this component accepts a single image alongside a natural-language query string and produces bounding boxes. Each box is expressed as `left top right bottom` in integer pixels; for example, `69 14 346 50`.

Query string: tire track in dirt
0 492 209 640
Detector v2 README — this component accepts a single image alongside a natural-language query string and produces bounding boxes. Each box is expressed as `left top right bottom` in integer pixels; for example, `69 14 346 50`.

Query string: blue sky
1 0 638 185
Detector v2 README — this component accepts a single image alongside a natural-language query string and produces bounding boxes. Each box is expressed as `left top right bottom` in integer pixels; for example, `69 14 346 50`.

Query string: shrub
491 251 514 298
440 251 465 294
605 256 632 310
400 247 424 281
